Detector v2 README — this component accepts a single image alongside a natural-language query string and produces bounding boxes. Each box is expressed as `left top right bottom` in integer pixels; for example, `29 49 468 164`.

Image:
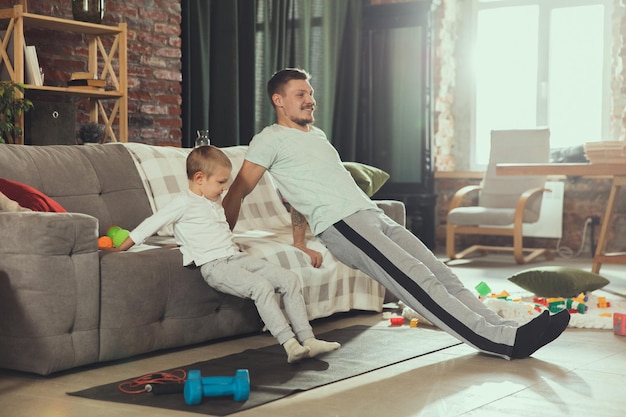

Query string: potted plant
0 81 33 144
77 121 105 144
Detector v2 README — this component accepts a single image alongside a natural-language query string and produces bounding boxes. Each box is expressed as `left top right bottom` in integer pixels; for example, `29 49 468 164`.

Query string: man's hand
295 242 323 268
291 208 323 268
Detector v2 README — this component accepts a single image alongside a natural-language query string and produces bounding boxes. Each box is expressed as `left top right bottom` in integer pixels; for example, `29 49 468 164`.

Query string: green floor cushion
508 266 610 297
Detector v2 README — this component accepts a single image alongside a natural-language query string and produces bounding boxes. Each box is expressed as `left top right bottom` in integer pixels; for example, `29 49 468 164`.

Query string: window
472 0 612 167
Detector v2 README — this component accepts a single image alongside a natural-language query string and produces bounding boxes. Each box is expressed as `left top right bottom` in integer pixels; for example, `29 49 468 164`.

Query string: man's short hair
266 68 311 106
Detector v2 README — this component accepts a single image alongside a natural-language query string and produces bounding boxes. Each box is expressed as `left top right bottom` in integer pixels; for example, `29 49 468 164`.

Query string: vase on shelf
195 130 210 147
72 0 105 24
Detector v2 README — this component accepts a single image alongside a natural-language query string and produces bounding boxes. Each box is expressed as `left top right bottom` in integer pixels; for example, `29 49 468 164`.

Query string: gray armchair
445 128 554 264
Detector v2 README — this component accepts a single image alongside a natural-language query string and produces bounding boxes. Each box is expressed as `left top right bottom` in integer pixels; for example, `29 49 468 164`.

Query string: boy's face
199 165 231 201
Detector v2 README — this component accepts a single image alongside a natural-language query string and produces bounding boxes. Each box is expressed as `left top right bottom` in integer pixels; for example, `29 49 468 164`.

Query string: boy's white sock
283 338 310 363
303 338 341 358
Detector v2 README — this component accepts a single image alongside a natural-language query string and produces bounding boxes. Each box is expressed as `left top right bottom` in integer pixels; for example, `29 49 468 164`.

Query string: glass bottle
195 130 210 147
72 0 105 24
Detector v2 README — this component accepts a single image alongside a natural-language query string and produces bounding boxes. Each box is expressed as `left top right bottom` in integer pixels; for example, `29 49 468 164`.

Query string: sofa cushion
98 248 262 362
123 143 192 236
342 162 390 197
0 178 66 212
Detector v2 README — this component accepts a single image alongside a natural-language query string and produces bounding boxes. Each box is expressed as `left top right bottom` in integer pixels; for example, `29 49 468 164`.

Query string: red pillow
0 178 66 212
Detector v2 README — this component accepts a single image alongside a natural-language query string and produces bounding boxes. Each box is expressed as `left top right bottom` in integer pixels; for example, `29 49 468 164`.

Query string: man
222 68 570 360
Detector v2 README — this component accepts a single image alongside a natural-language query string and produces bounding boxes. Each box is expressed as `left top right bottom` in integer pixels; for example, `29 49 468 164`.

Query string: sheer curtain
182 0 363 158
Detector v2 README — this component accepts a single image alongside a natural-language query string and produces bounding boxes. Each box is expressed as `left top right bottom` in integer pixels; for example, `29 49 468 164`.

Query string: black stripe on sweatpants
334 220 511 357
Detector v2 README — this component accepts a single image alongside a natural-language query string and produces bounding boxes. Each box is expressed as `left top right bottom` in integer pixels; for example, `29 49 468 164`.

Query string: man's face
273 79 316 129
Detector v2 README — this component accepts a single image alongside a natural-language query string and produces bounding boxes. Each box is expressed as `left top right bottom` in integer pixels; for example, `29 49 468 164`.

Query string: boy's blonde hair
186 145 232 180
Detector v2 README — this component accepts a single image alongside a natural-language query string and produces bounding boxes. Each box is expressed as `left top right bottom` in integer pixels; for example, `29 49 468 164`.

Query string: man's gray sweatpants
319 209 520 359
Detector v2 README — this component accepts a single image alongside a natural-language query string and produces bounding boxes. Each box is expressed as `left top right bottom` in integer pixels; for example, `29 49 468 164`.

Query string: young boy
111 145 340 363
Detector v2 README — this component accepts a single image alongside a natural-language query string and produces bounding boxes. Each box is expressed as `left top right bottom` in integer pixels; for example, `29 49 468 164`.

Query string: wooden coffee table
496 163 626 273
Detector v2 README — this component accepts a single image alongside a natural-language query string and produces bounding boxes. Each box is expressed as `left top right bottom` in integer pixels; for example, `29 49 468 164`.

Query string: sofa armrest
0 212 101 375
374 200 406 228
0 211 98 255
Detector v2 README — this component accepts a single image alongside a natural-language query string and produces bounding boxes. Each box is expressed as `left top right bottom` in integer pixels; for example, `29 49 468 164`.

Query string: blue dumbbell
184 369 250 404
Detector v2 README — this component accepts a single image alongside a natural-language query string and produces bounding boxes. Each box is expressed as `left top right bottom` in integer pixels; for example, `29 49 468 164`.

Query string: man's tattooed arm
291 208 323 268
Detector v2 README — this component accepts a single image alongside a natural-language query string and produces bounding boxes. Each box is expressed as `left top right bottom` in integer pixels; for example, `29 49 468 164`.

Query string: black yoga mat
69 325 460 415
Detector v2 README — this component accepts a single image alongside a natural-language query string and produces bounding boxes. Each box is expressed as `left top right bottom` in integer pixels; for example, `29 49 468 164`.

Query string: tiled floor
1 254 625 417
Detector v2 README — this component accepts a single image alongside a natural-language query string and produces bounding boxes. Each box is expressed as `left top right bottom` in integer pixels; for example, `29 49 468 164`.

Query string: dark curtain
331 0 363 161
181 0 210 148
181 0 363 157
182 0 256 148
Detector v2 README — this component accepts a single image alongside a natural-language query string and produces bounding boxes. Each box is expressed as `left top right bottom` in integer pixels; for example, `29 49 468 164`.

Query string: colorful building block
475 281 491 297
597 296 611 308
614 313 626 336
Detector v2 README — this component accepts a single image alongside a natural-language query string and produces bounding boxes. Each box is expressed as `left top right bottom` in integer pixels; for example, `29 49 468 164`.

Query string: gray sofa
0 143 405 375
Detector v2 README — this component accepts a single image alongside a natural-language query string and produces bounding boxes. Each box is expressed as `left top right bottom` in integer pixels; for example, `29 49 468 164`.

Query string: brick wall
0 0 182 146
436 175 626 257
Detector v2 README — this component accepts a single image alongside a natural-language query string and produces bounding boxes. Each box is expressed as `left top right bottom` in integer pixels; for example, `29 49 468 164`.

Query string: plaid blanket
123 143 385 319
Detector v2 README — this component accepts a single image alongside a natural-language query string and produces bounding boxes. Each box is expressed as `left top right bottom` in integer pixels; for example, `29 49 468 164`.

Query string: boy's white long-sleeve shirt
128 189 240 266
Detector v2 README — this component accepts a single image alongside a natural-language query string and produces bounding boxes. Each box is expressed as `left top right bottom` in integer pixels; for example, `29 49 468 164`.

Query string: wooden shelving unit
0 4 127 143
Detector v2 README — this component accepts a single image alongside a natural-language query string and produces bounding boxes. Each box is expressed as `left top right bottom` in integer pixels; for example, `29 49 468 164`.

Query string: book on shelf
24 45 43 86
67 78 106 88
0 31 43 86
70 72 97 80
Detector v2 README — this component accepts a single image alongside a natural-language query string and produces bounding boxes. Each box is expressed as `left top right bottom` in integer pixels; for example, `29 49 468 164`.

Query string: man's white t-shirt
129 188 239 266
246 124 378 236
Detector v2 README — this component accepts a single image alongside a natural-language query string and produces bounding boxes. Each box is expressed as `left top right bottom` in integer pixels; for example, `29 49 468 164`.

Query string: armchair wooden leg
446 224 457 260
513 221 524 264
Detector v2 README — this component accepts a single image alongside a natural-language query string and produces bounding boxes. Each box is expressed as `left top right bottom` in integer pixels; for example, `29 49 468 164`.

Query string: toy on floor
534 294 588 314
389 316 404 326
397 301 434 326
184 369 250 404
483 298 542 324
474 281 512 300
614 313 626 336
597 296 611 308
475 281 491 298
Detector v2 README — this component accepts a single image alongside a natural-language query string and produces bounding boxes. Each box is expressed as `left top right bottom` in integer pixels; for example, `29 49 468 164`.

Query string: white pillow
124 143 289 236
124 143 192 236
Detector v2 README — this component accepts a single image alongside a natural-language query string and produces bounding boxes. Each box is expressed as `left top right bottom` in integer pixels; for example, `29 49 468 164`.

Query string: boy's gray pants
201 252 314 345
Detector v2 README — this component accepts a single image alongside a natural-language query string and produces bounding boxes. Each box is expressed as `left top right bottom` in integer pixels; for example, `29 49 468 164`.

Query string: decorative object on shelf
0 81 33 144
195 129 210 147
71 0 105 24
68 72 106 90
68 78 106 89
78 121 105 144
